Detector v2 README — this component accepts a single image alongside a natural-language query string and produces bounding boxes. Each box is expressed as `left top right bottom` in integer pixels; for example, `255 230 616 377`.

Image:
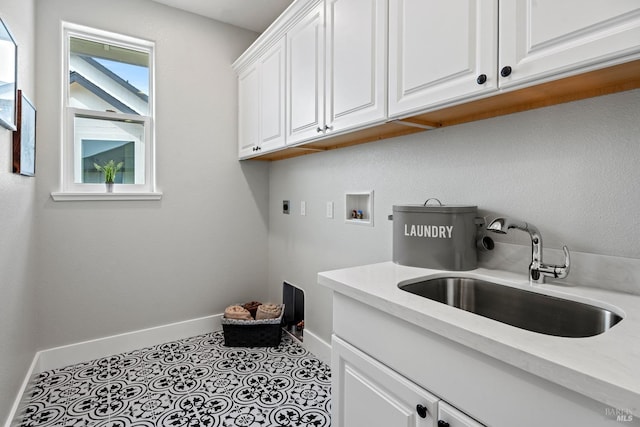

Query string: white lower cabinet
438 402 485 427
330 293 631 427
332 335 484 427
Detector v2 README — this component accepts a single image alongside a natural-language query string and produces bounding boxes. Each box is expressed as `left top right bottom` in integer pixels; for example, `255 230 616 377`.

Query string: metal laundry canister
391 199 479 271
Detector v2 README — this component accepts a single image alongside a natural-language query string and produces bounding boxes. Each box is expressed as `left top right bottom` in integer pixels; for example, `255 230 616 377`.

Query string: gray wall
268 89 640 343
2 0 638 417
33 0 269 349
0 0 37 419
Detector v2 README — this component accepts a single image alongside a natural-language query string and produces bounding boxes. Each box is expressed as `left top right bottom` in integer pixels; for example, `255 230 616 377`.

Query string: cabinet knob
438 421 450 427
316 127 323 133
500 66 512 77
324 125 333 132
416 404 428 419
476 74 487 85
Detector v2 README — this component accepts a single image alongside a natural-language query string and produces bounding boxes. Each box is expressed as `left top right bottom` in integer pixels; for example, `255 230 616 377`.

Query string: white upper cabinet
259 38 286 152
287 0 387 145
499 0 640 88
389 0 498 118
286 2 325 145
326 0 387 133
238 64 260 158
236 0 640 160
238 37 286 159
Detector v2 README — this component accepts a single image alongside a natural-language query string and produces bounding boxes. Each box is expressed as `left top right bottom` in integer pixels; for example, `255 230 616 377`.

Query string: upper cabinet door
259 38 286 152
499 0 640 88
326 0 387 133
388 0 498 118
238 38 286 159
238 64 260 158
286 2 325 145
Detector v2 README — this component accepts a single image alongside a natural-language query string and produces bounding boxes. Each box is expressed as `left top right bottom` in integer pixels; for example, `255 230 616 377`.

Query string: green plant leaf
94 159 122 183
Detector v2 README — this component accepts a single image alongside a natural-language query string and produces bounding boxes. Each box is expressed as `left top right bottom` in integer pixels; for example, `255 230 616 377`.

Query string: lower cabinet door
332 335 439 427
438 401 485 427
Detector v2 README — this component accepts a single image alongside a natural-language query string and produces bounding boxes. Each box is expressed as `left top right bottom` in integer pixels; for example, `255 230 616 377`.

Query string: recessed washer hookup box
391 201 478 271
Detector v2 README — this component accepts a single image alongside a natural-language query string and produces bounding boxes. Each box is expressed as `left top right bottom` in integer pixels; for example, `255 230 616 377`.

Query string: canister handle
423 198 443 207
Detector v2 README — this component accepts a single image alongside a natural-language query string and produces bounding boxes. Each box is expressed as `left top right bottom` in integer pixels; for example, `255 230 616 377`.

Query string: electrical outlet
326 201 334 219
283 200 290 214
301 201 306 216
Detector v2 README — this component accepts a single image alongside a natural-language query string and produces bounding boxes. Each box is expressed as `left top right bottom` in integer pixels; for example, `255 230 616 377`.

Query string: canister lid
393 199 477 214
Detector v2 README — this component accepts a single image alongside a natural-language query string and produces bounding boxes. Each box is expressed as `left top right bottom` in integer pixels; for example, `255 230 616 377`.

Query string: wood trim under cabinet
249 121 426 161
413 59 640 128
245 59 640 161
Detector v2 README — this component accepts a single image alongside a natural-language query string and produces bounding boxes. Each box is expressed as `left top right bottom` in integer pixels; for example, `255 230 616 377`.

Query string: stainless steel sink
399 277 622 337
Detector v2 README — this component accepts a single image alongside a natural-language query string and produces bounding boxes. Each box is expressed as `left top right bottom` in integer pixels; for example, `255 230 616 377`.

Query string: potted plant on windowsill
94 160 123 193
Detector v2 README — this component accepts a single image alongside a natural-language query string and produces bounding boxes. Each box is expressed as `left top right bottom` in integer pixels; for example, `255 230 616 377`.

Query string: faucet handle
536 245 570 282
557 245 570 278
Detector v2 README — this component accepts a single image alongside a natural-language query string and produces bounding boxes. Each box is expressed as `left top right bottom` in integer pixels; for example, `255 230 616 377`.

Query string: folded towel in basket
242 300 262 318
224 305 253 320
256 303 282 320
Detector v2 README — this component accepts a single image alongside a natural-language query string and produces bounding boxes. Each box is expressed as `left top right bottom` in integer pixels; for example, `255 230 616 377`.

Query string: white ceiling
149 0 293 33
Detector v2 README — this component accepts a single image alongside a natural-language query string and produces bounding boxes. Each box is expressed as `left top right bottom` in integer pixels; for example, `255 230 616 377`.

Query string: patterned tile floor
20 331 331 427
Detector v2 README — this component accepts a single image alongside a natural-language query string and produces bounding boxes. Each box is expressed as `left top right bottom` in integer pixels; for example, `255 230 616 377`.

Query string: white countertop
318 261 640 416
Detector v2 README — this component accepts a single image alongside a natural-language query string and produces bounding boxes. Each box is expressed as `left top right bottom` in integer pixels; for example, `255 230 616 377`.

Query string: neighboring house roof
70 55 148 115
70 71 138 115
80 56 149 104
81 139 131 158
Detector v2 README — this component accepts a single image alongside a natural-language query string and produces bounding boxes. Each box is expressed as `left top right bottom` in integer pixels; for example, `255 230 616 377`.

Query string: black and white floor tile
20 331 331 427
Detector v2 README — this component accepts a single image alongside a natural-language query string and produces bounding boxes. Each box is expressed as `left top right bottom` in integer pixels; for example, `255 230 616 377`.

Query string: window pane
0 28 16 129
82 140 134 184
74 116 145 184
69 37 149 115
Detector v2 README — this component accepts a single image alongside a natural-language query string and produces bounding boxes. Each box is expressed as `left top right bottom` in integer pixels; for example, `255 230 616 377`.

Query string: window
57 23 158 199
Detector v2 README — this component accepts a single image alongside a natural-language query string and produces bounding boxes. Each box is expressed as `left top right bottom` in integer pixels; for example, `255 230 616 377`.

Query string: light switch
326 201 334 219
301 201 306 216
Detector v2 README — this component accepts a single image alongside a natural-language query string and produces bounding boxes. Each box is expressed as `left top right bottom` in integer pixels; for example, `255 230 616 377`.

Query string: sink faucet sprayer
486 217 570 284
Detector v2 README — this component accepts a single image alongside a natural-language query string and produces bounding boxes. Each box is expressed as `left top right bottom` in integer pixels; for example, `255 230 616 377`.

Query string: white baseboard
301 329 332 365
6 314 223 427
6 313 332 427
38 313 223 372
4 353 40 427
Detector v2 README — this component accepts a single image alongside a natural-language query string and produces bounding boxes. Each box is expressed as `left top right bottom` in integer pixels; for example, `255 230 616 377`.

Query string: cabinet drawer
332 335 439 427
438 401 485 427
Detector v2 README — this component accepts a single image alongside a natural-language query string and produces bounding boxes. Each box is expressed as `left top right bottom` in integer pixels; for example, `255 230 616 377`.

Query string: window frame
55 22 159 200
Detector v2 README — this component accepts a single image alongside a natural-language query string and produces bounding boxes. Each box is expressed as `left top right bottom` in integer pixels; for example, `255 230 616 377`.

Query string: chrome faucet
487 217 570 284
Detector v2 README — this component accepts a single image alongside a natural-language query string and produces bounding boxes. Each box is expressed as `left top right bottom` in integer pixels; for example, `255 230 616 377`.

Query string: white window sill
51 192 163 202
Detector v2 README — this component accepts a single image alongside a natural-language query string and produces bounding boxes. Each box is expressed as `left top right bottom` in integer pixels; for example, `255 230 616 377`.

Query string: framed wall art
0 17 17 131
13 90 36 176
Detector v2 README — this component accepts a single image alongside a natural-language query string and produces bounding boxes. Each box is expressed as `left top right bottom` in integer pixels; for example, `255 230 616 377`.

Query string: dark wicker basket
221 305 284 347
